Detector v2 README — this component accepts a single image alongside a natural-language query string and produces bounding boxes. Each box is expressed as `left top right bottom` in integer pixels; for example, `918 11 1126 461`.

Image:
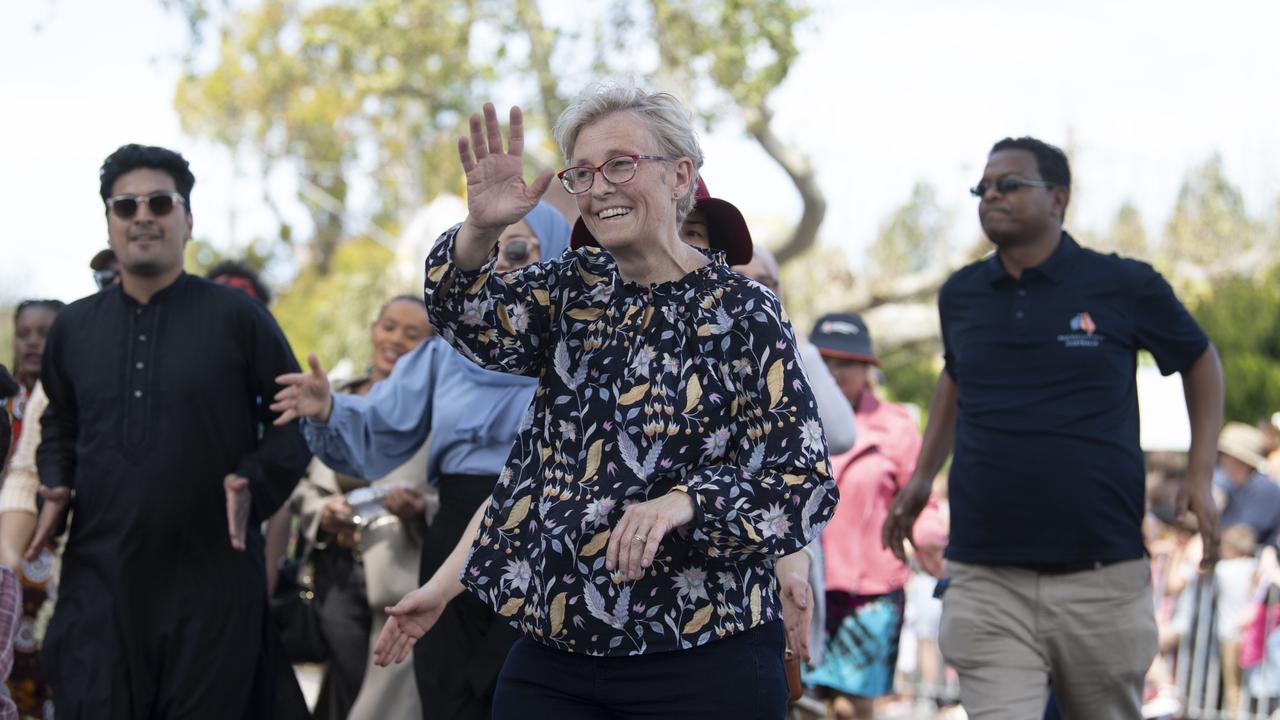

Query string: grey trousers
938 559 1158 720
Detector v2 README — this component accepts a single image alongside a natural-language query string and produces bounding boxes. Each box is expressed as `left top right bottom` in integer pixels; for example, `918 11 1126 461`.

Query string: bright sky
3 0 1279 306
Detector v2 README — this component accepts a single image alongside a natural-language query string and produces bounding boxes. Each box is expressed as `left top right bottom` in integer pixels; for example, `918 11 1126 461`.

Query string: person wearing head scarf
273 201 570 719
373 86 835 718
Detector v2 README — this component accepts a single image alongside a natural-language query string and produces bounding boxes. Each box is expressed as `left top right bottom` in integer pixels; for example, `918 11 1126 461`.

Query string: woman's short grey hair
554 81 704 222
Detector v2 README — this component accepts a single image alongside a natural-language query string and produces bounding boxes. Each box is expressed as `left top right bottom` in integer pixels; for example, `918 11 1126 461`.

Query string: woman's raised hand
459 104 555 235
272 353 333 425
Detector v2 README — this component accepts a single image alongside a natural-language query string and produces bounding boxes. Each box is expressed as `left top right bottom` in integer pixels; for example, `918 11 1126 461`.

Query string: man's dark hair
990 137 1071 191
99 144 195 214
207 260 272 305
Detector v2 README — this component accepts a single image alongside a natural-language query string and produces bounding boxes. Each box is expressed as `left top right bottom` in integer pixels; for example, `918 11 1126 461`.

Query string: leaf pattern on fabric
422 224 837 656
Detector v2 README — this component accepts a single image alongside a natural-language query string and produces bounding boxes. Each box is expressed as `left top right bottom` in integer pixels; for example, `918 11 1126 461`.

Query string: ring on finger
631 534 646 544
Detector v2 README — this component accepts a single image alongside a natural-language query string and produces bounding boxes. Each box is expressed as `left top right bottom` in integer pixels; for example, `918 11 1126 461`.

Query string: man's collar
985 231 1080 285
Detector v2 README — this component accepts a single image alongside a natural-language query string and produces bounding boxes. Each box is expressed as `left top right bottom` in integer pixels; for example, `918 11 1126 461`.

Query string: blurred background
3 0 1279 423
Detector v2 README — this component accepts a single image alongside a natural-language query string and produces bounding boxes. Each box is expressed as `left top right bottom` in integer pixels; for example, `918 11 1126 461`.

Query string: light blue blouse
302 337 536 484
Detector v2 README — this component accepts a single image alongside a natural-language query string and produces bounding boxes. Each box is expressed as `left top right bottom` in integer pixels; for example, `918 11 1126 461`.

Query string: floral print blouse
423 224 837 656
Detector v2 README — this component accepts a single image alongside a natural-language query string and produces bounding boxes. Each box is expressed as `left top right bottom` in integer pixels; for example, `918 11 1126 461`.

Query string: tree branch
745 106 825 266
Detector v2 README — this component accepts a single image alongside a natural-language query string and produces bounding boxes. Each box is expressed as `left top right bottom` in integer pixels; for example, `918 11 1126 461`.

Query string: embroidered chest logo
1069 312 1096 336
1059 312 1103 348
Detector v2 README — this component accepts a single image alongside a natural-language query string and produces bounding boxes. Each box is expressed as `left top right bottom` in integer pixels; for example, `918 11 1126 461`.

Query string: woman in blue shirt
273 202 570 719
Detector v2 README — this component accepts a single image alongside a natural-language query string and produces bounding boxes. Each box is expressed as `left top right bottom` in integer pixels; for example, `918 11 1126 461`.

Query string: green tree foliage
868 182 947 280
878 343 941 411
174 0 491 275
1190 263 1280 425
1096 201 1149 260
271 236 401 370
1162 155 1257 283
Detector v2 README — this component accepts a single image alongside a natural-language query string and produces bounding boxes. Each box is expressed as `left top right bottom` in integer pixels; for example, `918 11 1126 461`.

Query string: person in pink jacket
805 312 945 720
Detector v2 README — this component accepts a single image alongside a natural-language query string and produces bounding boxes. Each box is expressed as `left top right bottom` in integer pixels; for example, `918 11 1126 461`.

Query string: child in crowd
1216 524 1259 715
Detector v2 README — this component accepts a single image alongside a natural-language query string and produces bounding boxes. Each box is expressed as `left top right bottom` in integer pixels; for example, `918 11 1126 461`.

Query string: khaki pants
938 559 1157 720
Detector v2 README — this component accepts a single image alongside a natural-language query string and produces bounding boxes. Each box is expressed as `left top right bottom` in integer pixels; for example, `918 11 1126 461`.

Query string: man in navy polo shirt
882 137 1223 719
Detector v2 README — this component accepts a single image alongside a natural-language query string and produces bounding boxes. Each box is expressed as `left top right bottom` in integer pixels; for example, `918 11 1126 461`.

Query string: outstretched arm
372 495 491 666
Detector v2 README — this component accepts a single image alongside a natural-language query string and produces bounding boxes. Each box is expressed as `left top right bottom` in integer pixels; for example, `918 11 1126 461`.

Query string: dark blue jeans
492 620 788 719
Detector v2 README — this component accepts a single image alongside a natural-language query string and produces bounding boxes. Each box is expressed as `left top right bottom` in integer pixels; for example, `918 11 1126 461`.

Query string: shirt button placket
1013 285 1030 330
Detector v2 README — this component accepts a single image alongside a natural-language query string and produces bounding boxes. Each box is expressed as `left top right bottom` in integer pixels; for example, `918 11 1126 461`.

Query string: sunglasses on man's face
93 269 119 290
969 176 1056 198
105 192 185 220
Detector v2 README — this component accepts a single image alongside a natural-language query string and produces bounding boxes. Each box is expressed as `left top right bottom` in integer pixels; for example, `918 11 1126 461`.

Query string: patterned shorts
804 588 906 698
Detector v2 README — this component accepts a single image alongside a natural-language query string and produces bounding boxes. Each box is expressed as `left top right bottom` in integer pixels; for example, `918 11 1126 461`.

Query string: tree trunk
744 106 826 266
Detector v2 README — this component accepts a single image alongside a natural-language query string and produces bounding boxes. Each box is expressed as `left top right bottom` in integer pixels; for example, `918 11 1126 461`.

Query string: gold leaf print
426 263 448 283
766 360 784 408
567 307 605 322
580 530 611 557
497 304 516 335
582 439 603 480
782 473 807 486
742 518 762 541
578 264 605 285
533 288 551 307
549 592 567 636
468 274 489 293
498 596 525 617
683 374 703 413
696 324 712 336
618 383 649 406
683 604 714 634
750 585 761 625
499 495 531 530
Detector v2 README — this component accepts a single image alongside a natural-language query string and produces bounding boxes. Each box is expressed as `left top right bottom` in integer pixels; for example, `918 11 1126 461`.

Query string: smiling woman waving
372 82 838 719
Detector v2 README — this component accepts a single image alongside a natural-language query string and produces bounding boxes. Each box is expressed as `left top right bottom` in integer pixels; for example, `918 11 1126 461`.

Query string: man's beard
123 257 170 277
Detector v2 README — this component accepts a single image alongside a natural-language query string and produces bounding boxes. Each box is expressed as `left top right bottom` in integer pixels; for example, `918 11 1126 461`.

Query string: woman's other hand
606 491 695 582
776 550 814 662
373 583 449 666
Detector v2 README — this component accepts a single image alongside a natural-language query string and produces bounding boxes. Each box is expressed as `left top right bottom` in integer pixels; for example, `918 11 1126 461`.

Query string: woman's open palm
459 103 555 232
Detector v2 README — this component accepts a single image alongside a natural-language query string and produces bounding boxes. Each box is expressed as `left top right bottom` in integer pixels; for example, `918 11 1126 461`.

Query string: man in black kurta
33 144 312 719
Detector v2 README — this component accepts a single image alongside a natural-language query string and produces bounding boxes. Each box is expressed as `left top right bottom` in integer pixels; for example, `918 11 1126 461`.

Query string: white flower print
702 427 730 459
755 503 792 540
662 354 680 375
501 558 532 593
800 418 824 453
716 571 738 591
508 301 530 332
559 420 578 442
731 358 753 376
583 497 617 526
673 567 709 602
461 297 489 326
631 345 656 377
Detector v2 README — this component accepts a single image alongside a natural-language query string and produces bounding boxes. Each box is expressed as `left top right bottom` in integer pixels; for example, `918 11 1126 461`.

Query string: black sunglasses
969 176 1057 198
93 269 119 290
105 192 185 220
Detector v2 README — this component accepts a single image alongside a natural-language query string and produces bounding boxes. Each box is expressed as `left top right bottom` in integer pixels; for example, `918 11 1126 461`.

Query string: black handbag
270 536 329 663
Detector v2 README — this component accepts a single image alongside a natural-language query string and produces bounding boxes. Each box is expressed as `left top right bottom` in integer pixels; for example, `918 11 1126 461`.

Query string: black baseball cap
811 312 878 366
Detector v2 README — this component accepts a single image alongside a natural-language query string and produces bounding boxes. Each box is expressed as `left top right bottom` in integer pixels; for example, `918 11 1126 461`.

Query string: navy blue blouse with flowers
424 224 837 656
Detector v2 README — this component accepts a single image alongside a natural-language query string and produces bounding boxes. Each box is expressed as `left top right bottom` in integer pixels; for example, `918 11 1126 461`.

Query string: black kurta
37 273 312 719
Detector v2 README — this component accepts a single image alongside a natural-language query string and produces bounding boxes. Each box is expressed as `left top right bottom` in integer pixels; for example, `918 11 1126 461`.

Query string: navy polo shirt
939 233 1209 565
